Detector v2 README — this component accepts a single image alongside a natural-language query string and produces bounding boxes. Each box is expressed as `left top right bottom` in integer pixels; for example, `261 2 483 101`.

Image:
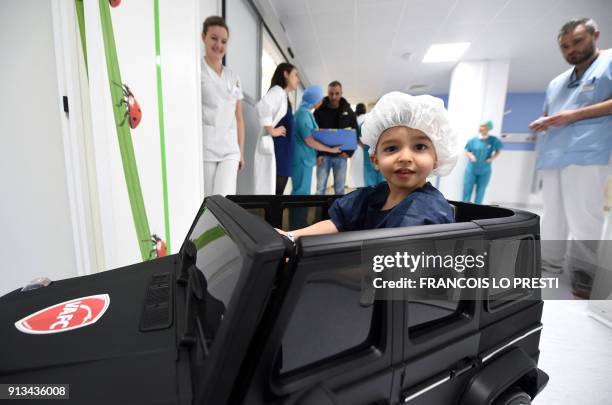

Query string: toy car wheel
493 386 531 405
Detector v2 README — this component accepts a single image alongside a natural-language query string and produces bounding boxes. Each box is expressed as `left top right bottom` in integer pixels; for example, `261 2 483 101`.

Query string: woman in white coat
254 63 299 194
200 16 245 197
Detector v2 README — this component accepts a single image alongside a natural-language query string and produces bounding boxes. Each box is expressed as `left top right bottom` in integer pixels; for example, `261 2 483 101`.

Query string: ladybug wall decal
115 82 142 129
147 234 167 259
109 0 121 7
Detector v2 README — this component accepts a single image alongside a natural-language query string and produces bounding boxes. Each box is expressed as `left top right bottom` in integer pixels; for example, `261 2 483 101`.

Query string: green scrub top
293 106 318 167
465 135 503 174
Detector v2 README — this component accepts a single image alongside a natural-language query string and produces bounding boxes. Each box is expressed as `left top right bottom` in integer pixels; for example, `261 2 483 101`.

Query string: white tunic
201 61 244 162
348 115 366 188
253 85 287 194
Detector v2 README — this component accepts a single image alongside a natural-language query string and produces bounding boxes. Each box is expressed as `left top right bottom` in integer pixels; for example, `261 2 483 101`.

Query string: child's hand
317 156 324 166
275 228 287 236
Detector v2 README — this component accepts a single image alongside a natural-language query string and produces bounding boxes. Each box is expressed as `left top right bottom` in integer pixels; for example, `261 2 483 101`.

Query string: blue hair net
300 85 324 109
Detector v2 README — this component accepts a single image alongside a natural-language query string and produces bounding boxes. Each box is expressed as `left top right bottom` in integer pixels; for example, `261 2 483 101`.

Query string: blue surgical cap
300 85 324 109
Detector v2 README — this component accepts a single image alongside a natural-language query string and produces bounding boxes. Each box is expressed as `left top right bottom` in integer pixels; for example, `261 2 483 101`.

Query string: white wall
486 141 543 207
161 0 211 252
440 60 509 203
226 0 259 99
84 0 212 270
225 0 262 194
0 1 78 295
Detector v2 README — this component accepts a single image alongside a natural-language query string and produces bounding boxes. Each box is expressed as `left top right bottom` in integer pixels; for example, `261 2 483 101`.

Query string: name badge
581 77 596 92
581 84 595 92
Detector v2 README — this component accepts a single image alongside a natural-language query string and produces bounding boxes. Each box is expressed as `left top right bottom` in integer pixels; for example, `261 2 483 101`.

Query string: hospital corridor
1 0 611 404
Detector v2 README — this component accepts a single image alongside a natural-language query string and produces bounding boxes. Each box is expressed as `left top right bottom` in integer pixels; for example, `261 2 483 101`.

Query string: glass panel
261 28 286 97
186 208 244 343
282 206 327 231
245 207 266 220
279 264 376 374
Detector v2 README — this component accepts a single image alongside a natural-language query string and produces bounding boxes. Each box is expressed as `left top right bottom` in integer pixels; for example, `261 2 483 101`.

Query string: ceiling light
422 42 470 63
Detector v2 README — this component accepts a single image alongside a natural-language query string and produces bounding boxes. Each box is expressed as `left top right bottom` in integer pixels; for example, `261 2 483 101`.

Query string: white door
0 0 99 296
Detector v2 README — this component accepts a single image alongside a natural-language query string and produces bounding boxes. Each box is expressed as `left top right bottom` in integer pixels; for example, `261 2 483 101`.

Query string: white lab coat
201 61 243 162
347 115 366 188
254 85 287 194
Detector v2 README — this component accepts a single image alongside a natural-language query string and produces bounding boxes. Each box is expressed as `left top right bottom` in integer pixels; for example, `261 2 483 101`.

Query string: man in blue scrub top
462 120 503 204
529 18 612 298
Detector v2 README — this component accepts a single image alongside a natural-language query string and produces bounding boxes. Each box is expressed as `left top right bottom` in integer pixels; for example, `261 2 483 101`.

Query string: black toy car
0 194 548 404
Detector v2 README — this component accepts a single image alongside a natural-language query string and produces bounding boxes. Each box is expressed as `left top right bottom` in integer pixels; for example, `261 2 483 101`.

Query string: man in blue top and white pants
530 18 612 298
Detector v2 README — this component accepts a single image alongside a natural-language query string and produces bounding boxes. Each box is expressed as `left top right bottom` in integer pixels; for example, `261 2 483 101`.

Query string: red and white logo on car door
14 294 110 335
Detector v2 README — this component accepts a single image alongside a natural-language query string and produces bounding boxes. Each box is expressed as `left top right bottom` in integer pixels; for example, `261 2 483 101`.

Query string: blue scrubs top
329 181 454 231
293 106 318 167
465 136 503 175
273 107 295 177
536 49 612 170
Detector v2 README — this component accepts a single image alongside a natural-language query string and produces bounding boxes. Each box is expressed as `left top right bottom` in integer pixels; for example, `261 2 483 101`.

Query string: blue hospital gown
329 182 454 231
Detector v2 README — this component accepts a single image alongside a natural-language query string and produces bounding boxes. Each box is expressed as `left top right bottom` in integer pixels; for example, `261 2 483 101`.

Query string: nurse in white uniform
200 16 245 197
254 63 299 194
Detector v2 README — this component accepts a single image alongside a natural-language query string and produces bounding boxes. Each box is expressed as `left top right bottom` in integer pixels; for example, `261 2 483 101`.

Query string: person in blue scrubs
292 86 342 195
277 92 459 241
529 18 612 298
290 86 342 229
462 120 503 204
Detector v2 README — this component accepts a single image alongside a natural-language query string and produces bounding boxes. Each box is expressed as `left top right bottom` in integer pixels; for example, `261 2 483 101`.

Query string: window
187 207 244 344
261 28 301 110
487 237 537 311
261 29 286 98
277 263 381 375
282 206 327 231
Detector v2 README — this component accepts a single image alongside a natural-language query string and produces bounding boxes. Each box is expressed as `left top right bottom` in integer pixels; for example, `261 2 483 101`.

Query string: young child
278 91 459 241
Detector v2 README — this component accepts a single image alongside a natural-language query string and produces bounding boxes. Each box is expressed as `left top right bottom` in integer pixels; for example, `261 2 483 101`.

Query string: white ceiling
268 0 612 103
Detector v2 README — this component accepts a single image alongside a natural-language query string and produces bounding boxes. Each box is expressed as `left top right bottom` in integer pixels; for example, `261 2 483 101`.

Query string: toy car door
182 196 290 404
237 231 396 404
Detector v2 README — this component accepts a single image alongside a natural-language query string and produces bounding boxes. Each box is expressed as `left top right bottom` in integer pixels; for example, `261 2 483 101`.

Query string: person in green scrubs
462 120 503 204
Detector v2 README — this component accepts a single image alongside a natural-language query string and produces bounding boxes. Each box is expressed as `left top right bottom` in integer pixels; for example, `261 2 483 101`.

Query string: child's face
371 126 437 192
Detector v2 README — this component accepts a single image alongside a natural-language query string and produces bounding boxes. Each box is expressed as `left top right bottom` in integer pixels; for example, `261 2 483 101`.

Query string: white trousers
347 144 364 188
203 160 239 197
540 164 609 274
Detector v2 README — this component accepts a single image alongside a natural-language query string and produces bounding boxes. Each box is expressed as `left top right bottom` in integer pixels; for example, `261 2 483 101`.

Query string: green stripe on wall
153 0 171 254
75 0 88 74
98 0 151 260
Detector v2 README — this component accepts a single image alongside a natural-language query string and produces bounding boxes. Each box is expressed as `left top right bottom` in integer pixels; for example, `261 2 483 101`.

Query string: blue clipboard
312 129 357 151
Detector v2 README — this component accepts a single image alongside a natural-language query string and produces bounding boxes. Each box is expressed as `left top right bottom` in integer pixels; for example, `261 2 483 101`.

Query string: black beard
567 45 596 66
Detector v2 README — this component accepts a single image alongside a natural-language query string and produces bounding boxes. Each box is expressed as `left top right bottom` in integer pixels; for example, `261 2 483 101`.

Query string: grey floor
485 203 612 404
536 300 612 404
